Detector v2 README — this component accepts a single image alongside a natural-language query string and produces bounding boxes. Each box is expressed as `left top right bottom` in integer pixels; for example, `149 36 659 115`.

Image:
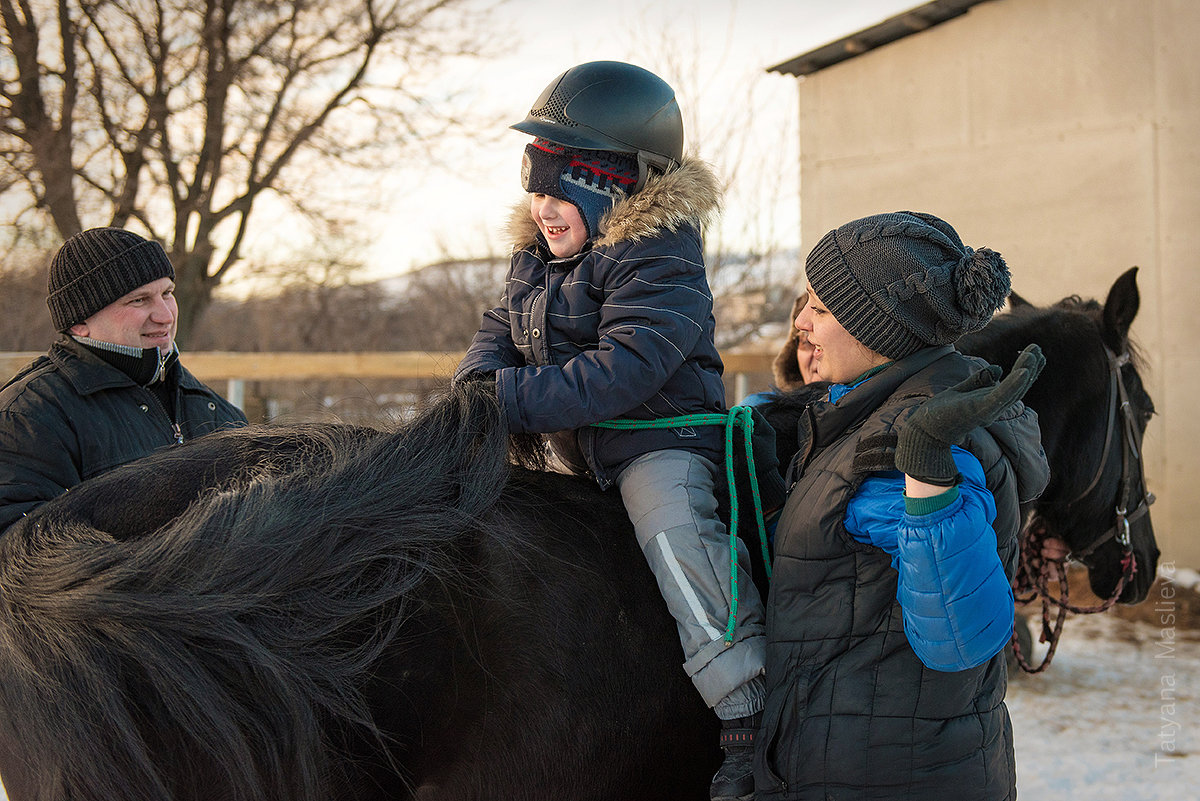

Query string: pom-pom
953 247 1010 330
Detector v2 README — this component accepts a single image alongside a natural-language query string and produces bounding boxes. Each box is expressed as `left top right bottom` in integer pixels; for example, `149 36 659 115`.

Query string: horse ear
1007 291 1033 309
1101 267 1140 351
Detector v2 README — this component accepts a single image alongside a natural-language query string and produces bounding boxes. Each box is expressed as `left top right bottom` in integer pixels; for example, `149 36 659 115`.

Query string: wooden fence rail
2 350 777 407
0 351 467 382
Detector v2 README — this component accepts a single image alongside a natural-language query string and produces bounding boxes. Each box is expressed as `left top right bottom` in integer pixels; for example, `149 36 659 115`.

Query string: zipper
143 387 184 445
785 405 817 490
530 273 550 365
154 348 168 383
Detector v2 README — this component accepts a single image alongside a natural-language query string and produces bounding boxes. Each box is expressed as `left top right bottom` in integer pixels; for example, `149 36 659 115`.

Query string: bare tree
0 0 495 344
388 255 506 351
0 255 55 350
188 247 503 426
624 7 803 350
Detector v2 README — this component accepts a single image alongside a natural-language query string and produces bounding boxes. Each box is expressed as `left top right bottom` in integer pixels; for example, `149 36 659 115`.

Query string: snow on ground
1009 610 1198 799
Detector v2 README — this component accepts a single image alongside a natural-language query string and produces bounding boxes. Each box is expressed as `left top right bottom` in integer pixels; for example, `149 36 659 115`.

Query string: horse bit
1010 344 1155 673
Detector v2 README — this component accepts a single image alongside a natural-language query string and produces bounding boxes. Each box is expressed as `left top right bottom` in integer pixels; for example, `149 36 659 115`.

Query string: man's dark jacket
757 346 1049 801
0 337 247 531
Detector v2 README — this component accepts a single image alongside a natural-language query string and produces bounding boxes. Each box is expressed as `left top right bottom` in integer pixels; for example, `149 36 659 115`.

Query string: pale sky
363 0 923 277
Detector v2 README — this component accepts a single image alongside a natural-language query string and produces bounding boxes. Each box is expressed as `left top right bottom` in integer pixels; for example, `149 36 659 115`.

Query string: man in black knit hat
0 227 247 533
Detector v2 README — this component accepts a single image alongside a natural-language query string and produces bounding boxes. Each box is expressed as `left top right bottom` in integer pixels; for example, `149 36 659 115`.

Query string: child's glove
748 407 787 514
894 344 1045 486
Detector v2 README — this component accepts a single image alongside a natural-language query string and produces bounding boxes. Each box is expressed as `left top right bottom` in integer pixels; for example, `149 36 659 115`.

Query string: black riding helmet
511 60 684 194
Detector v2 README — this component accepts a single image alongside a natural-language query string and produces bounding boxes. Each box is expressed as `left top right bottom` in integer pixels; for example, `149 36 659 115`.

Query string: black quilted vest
756 346 1048 801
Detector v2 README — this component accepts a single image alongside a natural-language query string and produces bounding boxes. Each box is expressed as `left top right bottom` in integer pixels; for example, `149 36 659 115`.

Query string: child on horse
454 60 765 801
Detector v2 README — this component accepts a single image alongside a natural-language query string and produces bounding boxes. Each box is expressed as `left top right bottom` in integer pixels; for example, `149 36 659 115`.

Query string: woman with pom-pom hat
755 212 1050 801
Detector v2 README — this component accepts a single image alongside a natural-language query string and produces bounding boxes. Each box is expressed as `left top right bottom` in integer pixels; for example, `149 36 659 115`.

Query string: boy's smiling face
531 194 588 258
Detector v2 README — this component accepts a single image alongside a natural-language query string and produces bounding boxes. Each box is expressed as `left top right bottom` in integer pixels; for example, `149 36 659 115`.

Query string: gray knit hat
804 211 1011 360
47 228 176 332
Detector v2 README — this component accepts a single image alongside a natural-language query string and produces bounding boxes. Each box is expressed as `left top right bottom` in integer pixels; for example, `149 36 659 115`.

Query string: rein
1009 519 1138 673
593 407 772 645
1009 345 1152 674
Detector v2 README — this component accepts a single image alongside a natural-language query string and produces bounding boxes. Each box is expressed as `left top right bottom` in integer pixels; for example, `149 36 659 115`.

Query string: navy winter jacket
454 158 727 486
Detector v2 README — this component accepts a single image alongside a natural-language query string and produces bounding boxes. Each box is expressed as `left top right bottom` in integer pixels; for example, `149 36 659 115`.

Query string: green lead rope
592 406 772 645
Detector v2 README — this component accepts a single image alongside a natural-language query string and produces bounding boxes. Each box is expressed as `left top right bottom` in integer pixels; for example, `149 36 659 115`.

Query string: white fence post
227 379 245 410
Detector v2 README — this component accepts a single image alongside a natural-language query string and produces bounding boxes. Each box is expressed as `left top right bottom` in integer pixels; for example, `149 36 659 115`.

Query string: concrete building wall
789 0 1199 567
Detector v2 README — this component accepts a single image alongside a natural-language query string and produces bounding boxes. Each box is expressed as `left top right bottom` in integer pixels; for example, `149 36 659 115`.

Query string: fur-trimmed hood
773 293 808 391
505 156 723 252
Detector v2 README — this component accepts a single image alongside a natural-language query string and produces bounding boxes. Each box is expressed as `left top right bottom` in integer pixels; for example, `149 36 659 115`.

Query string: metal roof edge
767 0 997 77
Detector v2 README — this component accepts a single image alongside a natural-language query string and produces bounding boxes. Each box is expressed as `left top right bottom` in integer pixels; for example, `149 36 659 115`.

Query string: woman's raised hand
894 345 1045 486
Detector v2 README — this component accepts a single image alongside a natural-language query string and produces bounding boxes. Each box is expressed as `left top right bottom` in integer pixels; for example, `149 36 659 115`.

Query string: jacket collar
49 337 193 396
72 336 178 385
506 156 722 253
809 346 955 450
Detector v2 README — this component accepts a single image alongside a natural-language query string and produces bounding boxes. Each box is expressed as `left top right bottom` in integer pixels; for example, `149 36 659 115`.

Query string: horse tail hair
0 381 511 801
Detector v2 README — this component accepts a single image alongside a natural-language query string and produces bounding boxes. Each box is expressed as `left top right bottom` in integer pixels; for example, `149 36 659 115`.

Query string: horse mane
0 382 516 801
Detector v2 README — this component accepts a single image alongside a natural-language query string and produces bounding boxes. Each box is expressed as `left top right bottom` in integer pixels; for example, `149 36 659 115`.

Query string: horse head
961 268 1159 604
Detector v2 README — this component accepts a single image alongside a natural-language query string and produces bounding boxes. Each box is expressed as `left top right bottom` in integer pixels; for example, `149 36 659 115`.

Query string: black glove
894 344 1046 486
748 407 787 514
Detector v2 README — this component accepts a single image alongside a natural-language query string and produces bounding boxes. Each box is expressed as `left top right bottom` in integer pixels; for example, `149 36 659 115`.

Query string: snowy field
1008 609 1197 799
2 574 1195 800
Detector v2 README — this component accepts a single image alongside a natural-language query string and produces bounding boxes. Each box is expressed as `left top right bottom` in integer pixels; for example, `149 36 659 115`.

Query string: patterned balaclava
521 138 639 240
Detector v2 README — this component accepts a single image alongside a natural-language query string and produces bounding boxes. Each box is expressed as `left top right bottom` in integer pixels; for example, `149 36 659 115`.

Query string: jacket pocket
756 664 808 794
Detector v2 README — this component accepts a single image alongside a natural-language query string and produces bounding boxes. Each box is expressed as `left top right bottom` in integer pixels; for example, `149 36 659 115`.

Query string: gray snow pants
616 449 766 719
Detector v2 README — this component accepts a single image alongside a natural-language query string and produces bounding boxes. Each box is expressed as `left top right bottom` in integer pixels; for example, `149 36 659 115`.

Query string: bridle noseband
1010 344 1154 674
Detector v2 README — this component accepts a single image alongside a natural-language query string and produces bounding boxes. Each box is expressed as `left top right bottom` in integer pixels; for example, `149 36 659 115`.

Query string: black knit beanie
804 211 1011 359
47 228 176 332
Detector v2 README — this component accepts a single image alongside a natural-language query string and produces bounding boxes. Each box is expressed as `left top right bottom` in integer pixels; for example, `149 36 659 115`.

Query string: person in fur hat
772 291 818 391
756 211 1050 801
740 291 820 409
454 61 766 800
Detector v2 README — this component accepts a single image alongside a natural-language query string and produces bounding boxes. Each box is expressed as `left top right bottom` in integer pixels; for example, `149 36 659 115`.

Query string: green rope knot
592 406 772 644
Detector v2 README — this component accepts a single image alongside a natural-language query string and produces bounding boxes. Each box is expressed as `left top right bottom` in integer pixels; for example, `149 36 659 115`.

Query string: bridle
1066 346 1155 562
1010 344 1155 674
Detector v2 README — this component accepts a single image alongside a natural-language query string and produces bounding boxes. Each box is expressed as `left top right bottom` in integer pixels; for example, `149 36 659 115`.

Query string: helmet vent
531 86 577 127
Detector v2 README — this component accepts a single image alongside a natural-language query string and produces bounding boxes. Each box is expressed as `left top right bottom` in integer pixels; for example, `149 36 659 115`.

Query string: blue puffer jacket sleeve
844 447 1013 672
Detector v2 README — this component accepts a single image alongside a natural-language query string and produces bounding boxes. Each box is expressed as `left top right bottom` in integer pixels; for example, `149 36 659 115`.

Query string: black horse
0 271 1158 800
0 400 717 801
959 267 1159 604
